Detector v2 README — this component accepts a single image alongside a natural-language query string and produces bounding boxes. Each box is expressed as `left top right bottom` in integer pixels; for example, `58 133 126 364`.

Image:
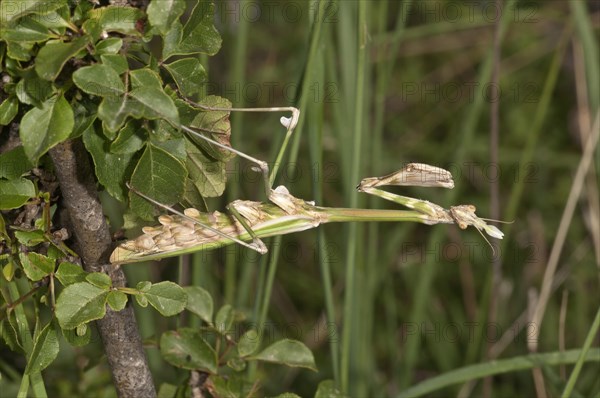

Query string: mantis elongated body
110 163 504 264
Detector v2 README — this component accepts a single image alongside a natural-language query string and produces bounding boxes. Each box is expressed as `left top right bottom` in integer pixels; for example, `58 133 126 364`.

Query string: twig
49 139 156 398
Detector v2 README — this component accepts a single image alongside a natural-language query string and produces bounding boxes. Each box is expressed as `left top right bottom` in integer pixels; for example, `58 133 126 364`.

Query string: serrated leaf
215 304 233 335
0 178 36 210
0 96 18 125
88 6 143 35
160 328 217 372
314 380 347 398
25 321 59 374
82 124 133 201
0 147 34 179
183 286 213 325
143 281 186 316
237 329 260 357
85 272 112 289
62 326 91 347
19 252 54 281
35 37 88 81
19 94 74 163
163 58 206 97
147 0 186 34
107 290 128 311
166 2 221 57
55 262 87 286
73 64 125 97
129 143 187 220
55 282 109 329
250 339 317 371
0 0 66 24
95 37 122 55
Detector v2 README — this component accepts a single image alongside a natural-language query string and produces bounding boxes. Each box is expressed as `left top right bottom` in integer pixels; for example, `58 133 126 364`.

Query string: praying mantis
110 106 505 265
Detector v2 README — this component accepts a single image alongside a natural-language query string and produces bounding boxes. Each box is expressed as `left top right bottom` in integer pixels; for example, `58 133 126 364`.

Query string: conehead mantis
112 142 506 264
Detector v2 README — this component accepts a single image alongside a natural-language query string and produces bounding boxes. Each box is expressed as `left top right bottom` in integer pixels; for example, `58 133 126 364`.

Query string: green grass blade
398 348 600 398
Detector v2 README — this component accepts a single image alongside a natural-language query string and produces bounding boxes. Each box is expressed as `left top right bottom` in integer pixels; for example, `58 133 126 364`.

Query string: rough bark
49 139 156 398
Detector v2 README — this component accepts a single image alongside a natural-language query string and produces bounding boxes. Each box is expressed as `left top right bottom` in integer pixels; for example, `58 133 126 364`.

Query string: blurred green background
30 1 600 397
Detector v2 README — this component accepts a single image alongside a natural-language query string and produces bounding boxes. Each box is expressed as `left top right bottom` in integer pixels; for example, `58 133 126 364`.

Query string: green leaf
136 280 152 292
129 143 187 220
188 95 234 162
100 54 129 75
166 2 221 57
35 37 88 81
110 122 145 154
85 272 112 289
1 16 55 42
0 0 66 24
55 262 87 286
0 96 18 125
130 68 163 90
95 37 123 55
314 380 347 398
160 328 217 372
157 383 178 398
163 58 206 97
215 304 233 335
98 95 133 133
25 321 59 374
16 69 54 107
135 294 149 307
143 281 187 316
184 286 213 325
206 375 243 398
7 40 35 61
0 178 36 210
73 64 125 97
147 0 186 34
55 282 109 329
0 147 34 179
107 290 128 311
250 339 317 371
226 357 246 372
274 394 301 398
186 140 226 198
14 229 45 246
62 324 91 347
19 94 74 163
129 86 179 124
87 6 143 35
82 124 133 201
237 329 260 357
19 252 54 281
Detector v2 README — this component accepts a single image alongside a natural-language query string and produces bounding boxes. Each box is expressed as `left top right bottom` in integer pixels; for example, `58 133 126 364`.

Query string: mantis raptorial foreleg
129 103 300 254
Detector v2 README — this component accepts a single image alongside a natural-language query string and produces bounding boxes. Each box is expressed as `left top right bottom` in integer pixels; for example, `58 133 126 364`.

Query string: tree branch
49 139 156 398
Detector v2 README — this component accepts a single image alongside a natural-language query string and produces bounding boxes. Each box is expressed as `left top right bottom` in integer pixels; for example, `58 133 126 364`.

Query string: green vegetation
0 1 598 397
